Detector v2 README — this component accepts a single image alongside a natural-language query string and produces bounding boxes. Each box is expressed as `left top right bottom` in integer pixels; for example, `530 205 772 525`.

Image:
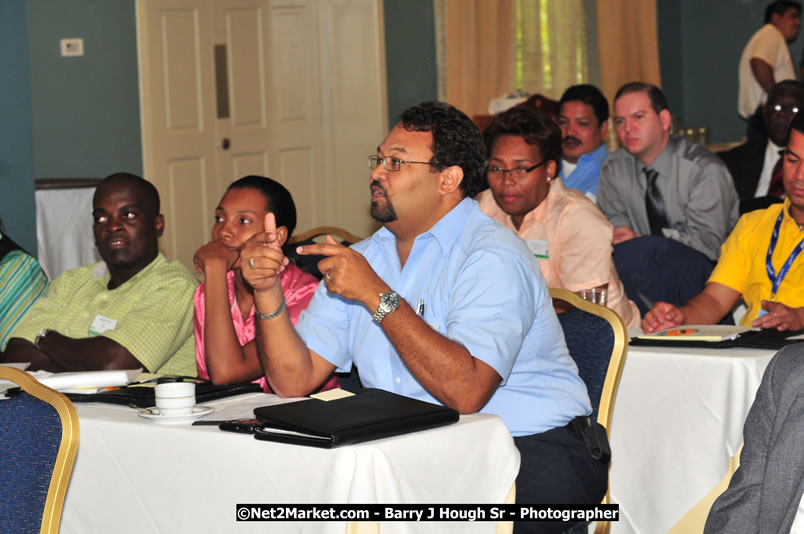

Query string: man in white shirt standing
738 1 801 141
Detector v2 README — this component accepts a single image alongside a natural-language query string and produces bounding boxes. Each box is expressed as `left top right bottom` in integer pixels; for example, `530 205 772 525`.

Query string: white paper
34 369 142 391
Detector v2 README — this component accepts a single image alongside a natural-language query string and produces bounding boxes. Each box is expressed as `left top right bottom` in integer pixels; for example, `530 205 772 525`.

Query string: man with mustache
557 84 610 202
242 102 607 533
597 82 740 313
0 173 198 375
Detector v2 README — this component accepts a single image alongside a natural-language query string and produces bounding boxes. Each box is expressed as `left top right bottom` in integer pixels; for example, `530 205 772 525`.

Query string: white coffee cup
154 382 196 416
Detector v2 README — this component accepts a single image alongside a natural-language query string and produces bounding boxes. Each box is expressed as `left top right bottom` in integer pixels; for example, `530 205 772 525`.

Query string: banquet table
59 392 519 534
608 344 777 534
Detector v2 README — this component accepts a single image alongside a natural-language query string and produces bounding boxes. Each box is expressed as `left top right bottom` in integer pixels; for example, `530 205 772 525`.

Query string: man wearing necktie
719 80 804 214
643 111 804 333
597 82 741 314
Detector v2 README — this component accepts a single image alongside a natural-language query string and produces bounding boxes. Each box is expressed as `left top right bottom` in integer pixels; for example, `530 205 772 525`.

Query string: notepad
637 325 756 342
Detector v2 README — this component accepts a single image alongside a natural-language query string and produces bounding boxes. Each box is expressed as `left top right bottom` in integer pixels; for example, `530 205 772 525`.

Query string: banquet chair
289 226 365 279
0 366 80 534
549 288 628 534
667 446 742 534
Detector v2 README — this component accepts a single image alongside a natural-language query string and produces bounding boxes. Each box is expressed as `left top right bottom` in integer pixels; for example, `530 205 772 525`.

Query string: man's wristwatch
372 291 401 324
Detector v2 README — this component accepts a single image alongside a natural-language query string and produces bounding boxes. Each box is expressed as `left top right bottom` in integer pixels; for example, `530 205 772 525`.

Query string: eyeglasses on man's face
368 155 434 172
487 159 549 180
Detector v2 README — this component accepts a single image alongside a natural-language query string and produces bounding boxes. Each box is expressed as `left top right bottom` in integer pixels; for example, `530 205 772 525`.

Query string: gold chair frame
667 445 743 534
289 226 364 246
0 366 80 534
549 288 628 534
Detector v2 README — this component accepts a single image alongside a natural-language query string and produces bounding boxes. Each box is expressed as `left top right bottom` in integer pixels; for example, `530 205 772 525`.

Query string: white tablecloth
61 393 519 534
609 345 776 533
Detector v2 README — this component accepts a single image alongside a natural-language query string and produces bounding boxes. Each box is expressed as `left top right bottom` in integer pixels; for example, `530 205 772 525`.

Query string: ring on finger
325 271 332 283
249 257 256 270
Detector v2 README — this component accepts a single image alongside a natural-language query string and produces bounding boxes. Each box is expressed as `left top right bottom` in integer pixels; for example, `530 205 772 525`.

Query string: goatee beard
370 180 397 222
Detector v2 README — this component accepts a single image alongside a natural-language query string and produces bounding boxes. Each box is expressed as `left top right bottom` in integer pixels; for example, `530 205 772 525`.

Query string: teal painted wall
0 1 37 254
27 0 142 178
657 0 684 121
383 0 438 123
659 0 802 143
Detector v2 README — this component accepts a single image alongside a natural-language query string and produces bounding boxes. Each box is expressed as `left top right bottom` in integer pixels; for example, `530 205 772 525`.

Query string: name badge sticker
526 239 549 259
89 315 118 336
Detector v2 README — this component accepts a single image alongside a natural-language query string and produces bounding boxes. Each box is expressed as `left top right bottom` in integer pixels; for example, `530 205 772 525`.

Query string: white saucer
138 405 215 425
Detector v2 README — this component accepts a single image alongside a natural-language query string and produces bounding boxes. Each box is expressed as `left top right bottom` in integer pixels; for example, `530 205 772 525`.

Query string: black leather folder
252 388 459 448
629 328 804 350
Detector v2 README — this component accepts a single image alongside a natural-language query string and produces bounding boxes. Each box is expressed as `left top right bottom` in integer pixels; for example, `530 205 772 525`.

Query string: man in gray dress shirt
598 82 739 262
597 82 740 313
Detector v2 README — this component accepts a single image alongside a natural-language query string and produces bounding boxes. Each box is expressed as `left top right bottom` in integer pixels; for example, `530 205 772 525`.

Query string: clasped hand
193 239 240 273
641 302 684 333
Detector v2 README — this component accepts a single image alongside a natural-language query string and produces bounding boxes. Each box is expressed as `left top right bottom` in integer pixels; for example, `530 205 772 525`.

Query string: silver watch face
379 291 400 313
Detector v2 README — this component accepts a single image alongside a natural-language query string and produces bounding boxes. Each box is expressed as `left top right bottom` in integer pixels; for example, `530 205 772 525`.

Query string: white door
317 0 387 236
136 0 386 270
137 0 221 270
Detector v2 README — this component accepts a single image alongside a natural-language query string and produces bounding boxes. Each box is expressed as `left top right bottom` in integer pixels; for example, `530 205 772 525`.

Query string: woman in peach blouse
476 106 640 327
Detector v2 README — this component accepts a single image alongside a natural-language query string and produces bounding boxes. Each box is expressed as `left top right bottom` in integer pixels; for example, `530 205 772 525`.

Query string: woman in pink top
193 176 337 392
476 106 640 328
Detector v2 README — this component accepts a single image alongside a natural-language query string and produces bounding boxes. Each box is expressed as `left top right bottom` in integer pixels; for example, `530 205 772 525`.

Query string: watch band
372 306 391 324
255 294 286 320
372 291 400 324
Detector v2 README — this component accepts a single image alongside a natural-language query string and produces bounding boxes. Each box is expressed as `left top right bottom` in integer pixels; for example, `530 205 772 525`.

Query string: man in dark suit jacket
719 80 804 214
704 344 804 533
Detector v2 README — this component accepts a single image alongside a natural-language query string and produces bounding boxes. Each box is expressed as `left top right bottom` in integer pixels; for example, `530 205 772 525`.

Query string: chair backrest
289 226 365 279
668 445 742 534
550 289 628 534
0 366 80 534
549 288 627 434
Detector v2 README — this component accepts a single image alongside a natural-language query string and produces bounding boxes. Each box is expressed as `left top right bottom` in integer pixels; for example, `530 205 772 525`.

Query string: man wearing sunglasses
720 80 804 214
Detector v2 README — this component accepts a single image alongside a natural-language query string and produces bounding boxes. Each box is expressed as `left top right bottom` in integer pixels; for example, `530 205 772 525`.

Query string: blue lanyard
765 211 804 298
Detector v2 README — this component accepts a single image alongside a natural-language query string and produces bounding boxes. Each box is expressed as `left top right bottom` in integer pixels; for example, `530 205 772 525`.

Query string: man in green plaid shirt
1 173 198 376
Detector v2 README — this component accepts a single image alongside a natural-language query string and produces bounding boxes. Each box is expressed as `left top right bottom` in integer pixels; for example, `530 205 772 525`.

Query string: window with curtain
434 0 589 116
516 0 588 99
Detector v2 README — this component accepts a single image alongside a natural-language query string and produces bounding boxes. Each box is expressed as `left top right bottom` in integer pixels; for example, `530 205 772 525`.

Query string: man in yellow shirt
643 112 804 333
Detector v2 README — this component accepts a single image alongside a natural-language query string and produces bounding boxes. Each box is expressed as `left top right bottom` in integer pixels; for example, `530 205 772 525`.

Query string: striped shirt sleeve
0 251 48 350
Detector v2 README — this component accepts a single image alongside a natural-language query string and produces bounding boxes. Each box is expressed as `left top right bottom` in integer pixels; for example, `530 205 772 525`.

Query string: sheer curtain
435 0 515 116
435 0 660 116
518 0 588 100
434 0 588 115
595 0 661 104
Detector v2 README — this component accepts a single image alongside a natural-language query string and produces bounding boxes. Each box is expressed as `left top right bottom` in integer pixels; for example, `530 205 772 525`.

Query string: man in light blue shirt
242 102 607 531
558 84 610 201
